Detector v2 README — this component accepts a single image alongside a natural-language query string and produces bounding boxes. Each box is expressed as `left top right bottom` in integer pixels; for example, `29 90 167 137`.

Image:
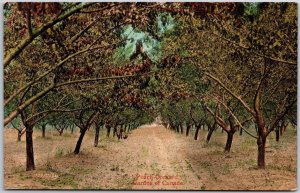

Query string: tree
72 110 98 154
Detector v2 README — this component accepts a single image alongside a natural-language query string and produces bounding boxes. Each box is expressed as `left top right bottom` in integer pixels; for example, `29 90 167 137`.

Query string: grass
221 163 232 174
207 149 224 156
202 140 224 149
198 160 218 181
70 166 92 175
137 162 148 169
19 172 31 181
171 161 183 174
65 148 74 155
184 159 202 180
45 159 56 172
10 165 25 174
267 163 296 172
150 163 161 175
115 174 135 189
35 173 78 188
110 164 120 172
55 147 64 158
35 136 52 140
239 138 256 151
185 160 193 171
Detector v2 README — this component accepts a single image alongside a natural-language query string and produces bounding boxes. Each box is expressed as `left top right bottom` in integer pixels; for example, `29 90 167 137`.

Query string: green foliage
177 63 199 82
243 3 259 16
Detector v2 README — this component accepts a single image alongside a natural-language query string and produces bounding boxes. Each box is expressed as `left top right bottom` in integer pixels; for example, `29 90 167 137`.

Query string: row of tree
4 2 297 172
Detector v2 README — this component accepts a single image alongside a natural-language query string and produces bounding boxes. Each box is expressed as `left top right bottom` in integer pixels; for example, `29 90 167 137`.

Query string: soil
4 124 297 190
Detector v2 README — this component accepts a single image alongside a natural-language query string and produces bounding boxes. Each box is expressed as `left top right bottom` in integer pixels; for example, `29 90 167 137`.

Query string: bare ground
4 125 297 190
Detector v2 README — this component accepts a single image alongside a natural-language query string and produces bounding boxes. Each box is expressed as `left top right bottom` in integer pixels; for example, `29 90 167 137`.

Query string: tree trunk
42 125 46 138
74 128 87 154
59 129 63 136
71 126 74 134
206 128 214 143
257 135 266 169
180 124 183 134
106 126 111 138
176 125 180 133
26 126 35 171
194 125 200 140
239 127 243 136
113 127 117 137
94 125 100 147
280 126 283 136
275 129 280 142
17 130 22 141
186 124 190 136
224 132 234 152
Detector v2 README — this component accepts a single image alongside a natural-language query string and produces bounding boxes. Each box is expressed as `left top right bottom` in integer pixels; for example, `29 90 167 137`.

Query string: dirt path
127 125 203 190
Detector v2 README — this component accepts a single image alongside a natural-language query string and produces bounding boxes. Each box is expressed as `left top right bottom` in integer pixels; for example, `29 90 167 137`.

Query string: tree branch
204 72 256 117
214 97 258 139
267 98 296 136
211 32 297 66
55 70 156 88
26 9 33 37
206 106 229 132
4 3 93 68
25 108 87 123
4 69 155 126
5 43 111 106
4 83 55 126
69 19 99 43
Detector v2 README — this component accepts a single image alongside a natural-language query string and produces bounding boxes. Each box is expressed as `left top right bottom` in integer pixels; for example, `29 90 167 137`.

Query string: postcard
3 2 297 190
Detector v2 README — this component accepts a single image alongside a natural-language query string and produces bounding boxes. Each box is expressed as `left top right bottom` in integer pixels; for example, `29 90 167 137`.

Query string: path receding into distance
120 125 204 190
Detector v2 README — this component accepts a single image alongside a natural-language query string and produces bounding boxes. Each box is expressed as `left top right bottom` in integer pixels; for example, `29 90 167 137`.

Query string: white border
0 1 298 193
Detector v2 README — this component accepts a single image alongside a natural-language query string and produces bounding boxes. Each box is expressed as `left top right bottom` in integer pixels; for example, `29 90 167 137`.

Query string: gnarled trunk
255 111 267 169
206 124 215 143
257 135 266 169
26 125 35 171
224 131 234 152
74 128 87 154
206 130 213 143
